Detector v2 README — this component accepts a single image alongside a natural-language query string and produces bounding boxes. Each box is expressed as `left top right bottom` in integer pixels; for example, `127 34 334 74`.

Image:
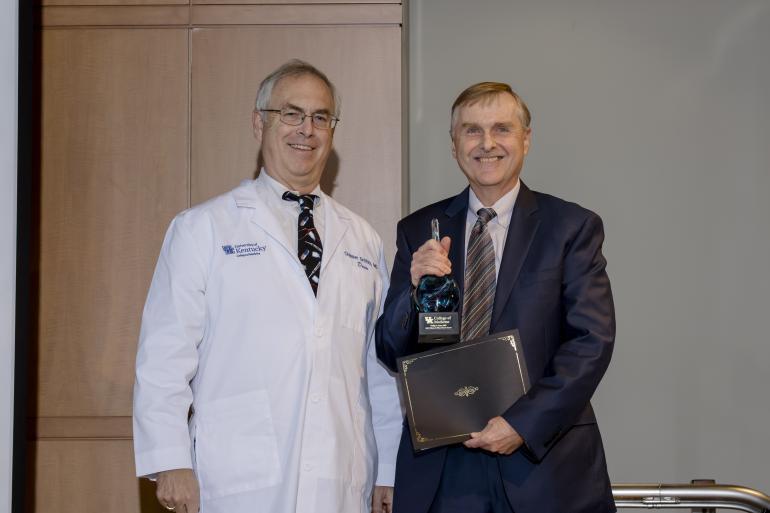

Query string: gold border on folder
401 334 528 444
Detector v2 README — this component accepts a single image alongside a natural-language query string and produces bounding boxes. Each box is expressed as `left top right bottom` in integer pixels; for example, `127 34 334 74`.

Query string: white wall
410 0 770 504
1 0 18 510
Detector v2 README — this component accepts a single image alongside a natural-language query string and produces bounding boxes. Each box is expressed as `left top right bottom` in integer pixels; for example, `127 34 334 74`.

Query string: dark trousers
427 445 515 513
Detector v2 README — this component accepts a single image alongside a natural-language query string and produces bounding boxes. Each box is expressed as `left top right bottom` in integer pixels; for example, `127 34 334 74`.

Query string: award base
418 312 460 344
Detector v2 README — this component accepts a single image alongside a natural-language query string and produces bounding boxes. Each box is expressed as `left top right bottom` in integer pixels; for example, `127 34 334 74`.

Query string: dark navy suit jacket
375 183 617 513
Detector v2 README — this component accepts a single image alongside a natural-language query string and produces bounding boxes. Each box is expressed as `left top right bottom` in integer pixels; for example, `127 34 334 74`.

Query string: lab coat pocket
338 277 378 336
194 390 282 499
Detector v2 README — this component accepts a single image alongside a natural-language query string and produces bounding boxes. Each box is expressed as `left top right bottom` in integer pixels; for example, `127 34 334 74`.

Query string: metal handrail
613 483 770 512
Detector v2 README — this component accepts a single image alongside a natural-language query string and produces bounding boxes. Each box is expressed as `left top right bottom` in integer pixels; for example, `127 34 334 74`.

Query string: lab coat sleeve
367 246 404 487
133 213 209 478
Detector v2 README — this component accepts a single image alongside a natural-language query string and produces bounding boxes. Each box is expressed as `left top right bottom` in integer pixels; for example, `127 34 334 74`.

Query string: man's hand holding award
412 219 461 344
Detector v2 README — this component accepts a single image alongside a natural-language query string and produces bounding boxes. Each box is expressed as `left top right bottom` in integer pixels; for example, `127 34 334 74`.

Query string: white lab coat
133 174 402 513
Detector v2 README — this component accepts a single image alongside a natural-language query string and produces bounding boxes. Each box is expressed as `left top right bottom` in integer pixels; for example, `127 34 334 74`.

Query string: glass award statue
413 219 460 343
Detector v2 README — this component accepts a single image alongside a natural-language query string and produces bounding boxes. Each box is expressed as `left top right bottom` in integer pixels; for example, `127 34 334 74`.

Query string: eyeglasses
260 108 339 130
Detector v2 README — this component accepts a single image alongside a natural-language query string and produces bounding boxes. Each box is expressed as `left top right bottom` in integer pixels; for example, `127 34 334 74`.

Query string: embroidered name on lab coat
222 242 267 257
344 250 378 271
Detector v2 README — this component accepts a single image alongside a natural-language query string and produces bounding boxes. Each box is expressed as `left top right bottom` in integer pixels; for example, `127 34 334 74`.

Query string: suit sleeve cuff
506 414 565 462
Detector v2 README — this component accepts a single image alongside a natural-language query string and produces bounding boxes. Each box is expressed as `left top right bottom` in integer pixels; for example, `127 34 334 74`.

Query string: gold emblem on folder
502 334 516 350
453 386 479 398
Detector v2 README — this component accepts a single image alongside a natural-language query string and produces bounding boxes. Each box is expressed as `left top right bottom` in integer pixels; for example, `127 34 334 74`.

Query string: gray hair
254 59 341 118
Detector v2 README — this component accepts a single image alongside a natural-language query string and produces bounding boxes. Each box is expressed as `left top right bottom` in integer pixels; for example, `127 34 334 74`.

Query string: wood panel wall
32 2 404 511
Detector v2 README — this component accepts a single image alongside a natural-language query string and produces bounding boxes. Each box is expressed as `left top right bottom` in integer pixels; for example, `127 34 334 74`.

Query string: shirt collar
467 180 520 229
258 168 322 207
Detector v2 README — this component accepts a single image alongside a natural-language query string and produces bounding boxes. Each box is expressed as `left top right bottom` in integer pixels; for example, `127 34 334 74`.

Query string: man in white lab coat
133 59 402 513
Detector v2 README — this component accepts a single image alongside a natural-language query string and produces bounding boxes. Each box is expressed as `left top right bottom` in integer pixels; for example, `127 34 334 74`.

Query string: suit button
310 394 320 403
303 462 313 472
315 326 323 337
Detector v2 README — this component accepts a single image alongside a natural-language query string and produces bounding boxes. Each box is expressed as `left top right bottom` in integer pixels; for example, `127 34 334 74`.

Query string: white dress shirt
261 169 325 245
464 181 521 279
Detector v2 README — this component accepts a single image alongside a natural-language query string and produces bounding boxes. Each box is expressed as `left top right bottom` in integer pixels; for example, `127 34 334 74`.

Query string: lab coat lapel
491 182 540 329
232 179 296 261
319 193 349 275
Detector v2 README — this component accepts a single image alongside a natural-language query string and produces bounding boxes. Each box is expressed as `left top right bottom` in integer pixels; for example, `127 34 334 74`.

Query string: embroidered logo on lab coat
221 242 267 257
344 251 378 271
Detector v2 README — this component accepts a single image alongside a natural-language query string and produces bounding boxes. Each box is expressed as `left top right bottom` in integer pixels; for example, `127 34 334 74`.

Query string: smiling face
450 92 531 206
253 73 335 193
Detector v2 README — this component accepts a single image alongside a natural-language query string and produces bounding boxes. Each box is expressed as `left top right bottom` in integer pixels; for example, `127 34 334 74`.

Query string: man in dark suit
375 82 616 513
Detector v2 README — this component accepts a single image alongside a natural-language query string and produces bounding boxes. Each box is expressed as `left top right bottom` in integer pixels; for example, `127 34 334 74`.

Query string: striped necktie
282 191 323 295
461 208 497 341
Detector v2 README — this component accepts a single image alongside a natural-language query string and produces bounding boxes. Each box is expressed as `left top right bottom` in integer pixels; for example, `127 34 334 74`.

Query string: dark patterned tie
461 208 497 341
282 191 323 295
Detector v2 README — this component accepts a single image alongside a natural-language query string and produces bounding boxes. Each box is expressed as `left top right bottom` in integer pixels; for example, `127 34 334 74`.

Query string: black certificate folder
397 329 530 451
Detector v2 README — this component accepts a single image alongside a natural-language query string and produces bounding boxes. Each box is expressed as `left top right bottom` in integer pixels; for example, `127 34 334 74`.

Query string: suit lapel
491 183 540 329
443 188 470 301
